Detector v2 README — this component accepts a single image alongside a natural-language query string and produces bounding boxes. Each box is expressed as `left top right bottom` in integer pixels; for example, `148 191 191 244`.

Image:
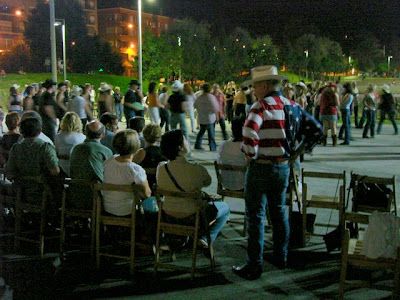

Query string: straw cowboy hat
283 83 295 90
70 85 82 97
98 82 111 92
296 82 308 93
12 84 20 90
382 84 391 94
243 65 288 87
171 80 183 92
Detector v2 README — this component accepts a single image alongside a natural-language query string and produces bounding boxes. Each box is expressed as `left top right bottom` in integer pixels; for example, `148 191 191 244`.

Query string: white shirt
39 132 54 146
193 93 219 125
217 139 247 191
55 131 86 176
103 156 147 216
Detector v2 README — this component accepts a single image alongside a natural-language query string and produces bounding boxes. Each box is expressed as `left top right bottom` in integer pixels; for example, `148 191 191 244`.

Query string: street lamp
55 19 67 82
138 0 154 89
388 56 393 76
49 0 57 82
304 50 309 80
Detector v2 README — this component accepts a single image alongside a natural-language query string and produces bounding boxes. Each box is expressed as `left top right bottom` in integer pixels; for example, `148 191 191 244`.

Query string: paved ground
1 120 399 299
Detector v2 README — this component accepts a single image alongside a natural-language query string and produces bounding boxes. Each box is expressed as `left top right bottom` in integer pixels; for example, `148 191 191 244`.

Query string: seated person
217 116 247 191
133 124 166 191
156 129 230 247
103 129 151 216
21 111 54 146
6 117 60 205
55 112 86 176
128 116 146 148
100 112 118 154
0 112 22 167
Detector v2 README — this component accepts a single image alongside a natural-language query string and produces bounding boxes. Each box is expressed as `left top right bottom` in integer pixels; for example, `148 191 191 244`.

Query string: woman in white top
68 85 93 128
159 86 170 131
55 112 86 176
103 129 151 216
183 83 196 133
7 85 23 114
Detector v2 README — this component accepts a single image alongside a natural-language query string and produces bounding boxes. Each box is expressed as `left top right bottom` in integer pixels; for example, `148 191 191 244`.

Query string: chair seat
348 239 397 268
101 215 132 227
64 208 92 218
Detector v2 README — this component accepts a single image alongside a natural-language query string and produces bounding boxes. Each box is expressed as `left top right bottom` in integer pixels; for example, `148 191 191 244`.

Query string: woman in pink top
212 83 228 140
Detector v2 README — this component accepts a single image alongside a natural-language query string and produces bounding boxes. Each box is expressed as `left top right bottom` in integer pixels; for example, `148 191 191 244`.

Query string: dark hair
143 124 161 144
128 116 145 133
231 116 245 142
148 82 157 94
20 117 41 138
5 112 20 131
85 122 105 139
25 86 34 95
100 112 118 126
202 83 211 93
160 129 184 160
21 110 42 125
343 82 353 95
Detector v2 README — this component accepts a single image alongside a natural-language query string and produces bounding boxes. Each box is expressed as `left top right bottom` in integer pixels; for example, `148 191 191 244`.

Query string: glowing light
235 38 239 42
128 24 133 28
242 45 246 48
351 68 355 75
15 10 22 16
71 41 76 46
130 43 134 48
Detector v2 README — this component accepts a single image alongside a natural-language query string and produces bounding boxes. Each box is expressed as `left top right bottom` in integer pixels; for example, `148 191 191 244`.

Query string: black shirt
114 92 123 104
124 89 141 112
168 92 186 113
39 91 57 121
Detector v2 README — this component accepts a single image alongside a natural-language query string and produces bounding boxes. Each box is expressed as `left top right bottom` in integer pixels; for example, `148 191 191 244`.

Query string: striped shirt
241 91 322 161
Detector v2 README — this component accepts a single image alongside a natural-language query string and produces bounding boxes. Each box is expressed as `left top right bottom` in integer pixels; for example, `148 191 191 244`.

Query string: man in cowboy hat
124 79 144 125
39 79 58 142
377 84 398 135
232 65 322 280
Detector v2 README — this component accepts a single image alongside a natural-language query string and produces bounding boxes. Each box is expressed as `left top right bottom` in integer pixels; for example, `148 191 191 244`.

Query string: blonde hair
112 129 140 156
143 124 161 144
183 83 193 95
60 112 83 133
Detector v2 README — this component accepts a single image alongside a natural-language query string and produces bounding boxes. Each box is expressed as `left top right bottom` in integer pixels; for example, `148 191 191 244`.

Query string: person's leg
207 123 216 151
195 124 206 149
354 105 359 127
363 110 371 137
389 110 399 134
266 164 290 263
159 108 166 129
188 106 195 132
244 163 267 268
125 109 135 127
206 201 230 243
359 109 366 128
322 120 329 146
331 121 337 137
377 110 385 134
370 110 376 137
170 112 178 130
344 109 351 144
179 113 190 144
219 118 228 140
338 110 345 139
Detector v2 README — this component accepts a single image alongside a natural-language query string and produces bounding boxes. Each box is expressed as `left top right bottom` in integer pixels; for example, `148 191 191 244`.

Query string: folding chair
60 178 96 257
0 168 17 233
95 183 143 274
154 188 215 280
339 212 400 299
14 176 59 257
301 169 346 247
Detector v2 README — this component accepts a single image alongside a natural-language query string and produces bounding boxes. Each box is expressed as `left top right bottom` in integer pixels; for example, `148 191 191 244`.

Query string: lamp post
49 0 57 82
138 0 143 90
388 56 393 76
55 19 67 82
304 50 309 80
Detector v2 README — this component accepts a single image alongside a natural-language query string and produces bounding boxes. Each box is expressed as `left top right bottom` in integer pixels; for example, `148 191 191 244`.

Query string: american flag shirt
241 91 323 161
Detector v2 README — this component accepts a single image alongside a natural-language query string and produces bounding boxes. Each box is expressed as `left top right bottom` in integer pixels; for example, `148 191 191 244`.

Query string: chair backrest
57 154 70 160
214 161 247 198
350 172 397 215
154 187 204 218
63 178 95 212
302 169 346 201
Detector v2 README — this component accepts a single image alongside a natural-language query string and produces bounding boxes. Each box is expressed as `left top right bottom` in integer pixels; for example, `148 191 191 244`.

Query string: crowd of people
0 65 398 281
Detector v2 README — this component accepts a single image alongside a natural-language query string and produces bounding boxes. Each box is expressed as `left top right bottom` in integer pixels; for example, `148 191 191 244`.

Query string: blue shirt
340 94 353 110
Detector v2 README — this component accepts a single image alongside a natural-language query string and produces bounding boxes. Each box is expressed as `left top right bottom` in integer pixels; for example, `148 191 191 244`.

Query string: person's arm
138 180 152 199
340 94 350 106
334 93 340 107
85 101 94 120
132 148 146 165
155 94 164 108
44 143 60 176
44 105 57 122
241 102 264 161
6 96 11 109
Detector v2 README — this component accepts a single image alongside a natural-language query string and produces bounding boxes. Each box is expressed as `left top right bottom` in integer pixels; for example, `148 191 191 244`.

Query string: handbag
164 164 218 221
352 176 391 211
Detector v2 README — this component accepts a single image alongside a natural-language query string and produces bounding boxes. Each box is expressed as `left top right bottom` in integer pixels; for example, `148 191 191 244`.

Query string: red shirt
320 91 338 116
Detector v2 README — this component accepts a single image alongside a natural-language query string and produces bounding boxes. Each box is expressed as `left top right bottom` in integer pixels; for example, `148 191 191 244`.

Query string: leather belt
254 159 288 165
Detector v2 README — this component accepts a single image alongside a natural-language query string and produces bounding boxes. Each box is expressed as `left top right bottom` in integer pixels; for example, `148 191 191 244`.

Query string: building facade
97 7 175 77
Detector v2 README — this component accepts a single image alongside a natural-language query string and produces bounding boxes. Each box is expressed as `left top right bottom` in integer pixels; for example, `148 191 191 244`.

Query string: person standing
146 82 163 124
124 80 144 125
351 81 359 128
213 83 228 140
232 65 322 280
319 83 340 146
183 83 196 133
338 83 354 145
362 85 377 138
194 84 219 151
7 84 23 115
39 79 58 142
113 86 124 122
377 85 398 135
224 81 236 123
295 82 308 109
68 85 93 128
159 86 170 132
97 82 113 118
233 86 247 117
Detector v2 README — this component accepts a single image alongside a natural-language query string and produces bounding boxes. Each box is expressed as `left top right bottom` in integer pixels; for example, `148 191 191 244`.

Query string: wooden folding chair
0 168 17 233
60 178 96 257
154 188 215 280
14 176 59 257
214 161 248 235
95 183 143 274
339 212 400 299
301 169 346 247
350 172 397 215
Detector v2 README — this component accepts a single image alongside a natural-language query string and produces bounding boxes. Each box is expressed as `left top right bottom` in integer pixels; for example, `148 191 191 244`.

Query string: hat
129 79 140 86
70 85 82 97
296 82 308 92
57 82 66 89
171 80 183 92
98 82 111 92
283 83 294 90
249 65 288 84
12 84 20 90
382 84 391 94
42 79 57 89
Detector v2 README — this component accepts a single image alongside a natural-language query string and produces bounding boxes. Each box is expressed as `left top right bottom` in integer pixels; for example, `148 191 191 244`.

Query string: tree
0 44 32 73
352 32 383 73
24 0 123 74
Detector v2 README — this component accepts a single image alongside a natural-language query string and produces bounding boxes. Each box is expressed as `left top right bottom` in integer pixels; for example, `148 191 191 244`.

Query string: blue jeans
245 162 290 267
170 112 189 143
195 123 216 151
160 108 170 131
377 109 398 134
339 109 351 143
363 110 376 137
115 103 123 121
205 201 230 243
218 118 228 140
124 109 136 126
